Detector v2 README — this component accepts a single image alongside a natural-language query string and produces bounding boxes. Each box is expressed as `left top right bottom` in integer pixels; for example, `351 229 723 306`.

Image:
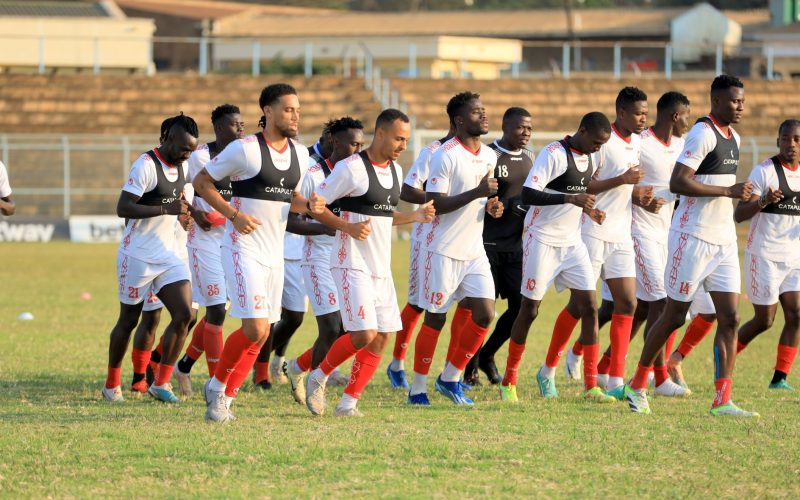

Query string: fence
0 132 781 219
2 34 797 81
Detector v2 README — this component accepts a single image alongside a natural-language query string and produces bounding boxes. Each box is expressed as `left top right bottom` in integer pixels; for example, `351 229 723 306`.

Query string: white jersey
524 140 594 248
284 233 304 260
119 150 188 265
671 117 741 245
582 125 640 242
631 128 684 239
186 144 225 252
205 134 309 268
301 159 336 266
317 153 402 278
745 158 800 262
425 137 497 261
0 160 11 198
405 140 442 244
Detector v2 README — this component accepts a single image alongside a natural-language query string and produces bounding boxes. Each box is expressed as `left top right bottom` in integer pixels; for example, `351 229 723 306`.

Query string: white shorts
407 239 423 306
188 247 227 307
600 281 612 302
665 232 740 302
744 252 800 306
332 267 402 333
632 235 668 302
421 251 495 313
117 252 189 306
689 290 715 317
303 262 340 316
521 240 595 301
584 234 636 281
282 259 308 313
222 250 283 321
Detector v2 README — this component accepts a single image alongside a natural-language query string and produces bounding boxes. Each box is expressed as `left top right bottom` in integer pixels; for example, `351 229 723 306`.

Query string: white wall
670 2 742 63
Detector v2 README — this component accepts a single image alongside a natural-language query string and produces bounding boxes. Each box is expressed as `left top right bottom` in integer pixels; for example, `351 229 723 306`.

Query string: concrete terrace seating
392 77 800 138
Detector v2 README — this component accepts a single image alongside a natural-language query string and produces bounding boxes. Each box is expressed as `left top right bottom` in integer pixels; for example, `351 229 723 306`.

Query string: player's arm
426 155 497 214
0 195 15 216
587 165 643 194
734 169 782 223
116 191 187 219
392 200 435 226
308 163 371 240
670 163 752 199
287 211 335 236
400 183 426 204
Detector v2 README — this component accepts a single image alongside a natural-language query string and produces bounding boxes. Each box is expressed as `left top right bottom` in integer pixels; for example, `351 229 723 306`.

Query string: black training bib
761 156 800 216
338 151 399 217
138 150 185 207
694 117 739 176
230 134 300 203
545 139 593 194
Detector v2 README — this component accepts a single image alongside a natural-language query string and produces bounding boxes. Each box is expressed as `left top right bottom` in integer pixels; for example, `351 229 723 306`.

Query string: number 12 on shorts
429 291 443 307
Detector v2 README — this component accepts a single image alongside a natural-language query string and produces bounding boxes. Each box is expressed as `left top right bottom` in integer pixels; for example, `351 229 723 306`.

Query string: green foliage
0 240 798 497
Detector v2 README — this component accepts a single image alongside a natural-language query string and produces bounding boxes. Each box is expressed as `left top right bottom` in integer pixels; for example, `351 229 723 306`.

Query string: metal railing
1 34 796 81
0 132 780 218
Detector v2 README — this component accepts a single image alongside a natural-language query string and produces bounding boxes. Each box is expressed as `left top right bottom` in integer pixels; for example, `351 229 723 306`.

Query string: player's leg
390 238 425 379
769 291 800 389
500 296 540 402
604 276 637 397
668 291 717 385
148 278 193 403
104 302 145 401
130 305 161 392
736 304 777 353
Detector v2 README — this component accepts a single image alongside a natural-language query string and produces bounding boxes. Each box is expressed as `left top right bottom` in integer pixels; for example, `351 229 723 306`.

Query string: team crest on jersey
431 178 438 184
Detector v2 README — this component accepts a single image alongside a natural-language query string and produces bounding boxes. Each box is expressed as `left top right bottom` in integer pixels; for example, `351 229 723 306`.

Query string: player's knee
171 306 193 332
205 304 227 325
117 315 140 333
576 299 598 320
518 300 539 324
752 313 775 332
424 312 447 331
471 307 495 328
784 308 800 329
284 310 304 331
614 296 637 316
716 310 740 331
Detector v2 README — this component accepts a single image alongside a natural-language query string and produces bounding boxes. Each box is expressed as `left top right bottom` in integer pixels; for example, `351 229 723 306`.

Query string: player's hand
486 196 504 219
643 197 667 214
621 165 644 185
163 198 191 216
568 193 596 210
178 212 194 231
584 208 606 225
635 185 655 207
308 192 326 215
232 211 261 235
764 187 783 205
346 219 371 240
415 200 435 223
191 210 213 231
477 171 499 197
727 181 754 200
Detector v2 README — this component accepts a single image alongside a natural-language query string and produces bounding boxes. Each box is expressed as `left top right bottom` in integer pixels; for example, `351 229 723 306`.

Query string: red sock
203 324 223 378
609 314 633 379
583 343 600 390
597 352 611 375
736 341 748 354
449 319 489 371
105 367 121 389
631 363 652 390
154 363 174 386
775 344 798 374
254 361 269 384
677 316 715 358
319 333 360 375
296 347 313 372
185 318 206 361
213 328 255 386
131 348 150 377
545 308 580 368
446 306 472 364
502 340 526 386
413 324 442 375
665 330 677 358
225 340 264 397
572 341 584 357
149 336 164 375
654 365 669 386
393 304 422 360
343 349 381 399
713 377 732 407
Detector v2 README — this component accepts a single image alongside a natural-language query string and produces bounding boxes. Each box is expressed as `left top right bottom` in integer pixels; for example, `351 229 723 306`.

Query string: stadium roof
0 0 116 17
115 0 333 21
214 7 770 40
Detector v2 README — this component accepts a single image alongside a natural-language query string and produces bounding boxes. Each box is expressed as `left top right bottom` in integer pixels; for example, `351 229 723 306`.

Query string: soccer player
667 292 717 387
102 114 199 403
0 160 16 216
571 87 648 400
303 109 435 417
308 124 333 165
386 123 455 390
734 119 800 390
465 107 534 386
193 83 344 422
281 116 366 403
171 104 245 396
499 112 614 403
624 75 757 417
408 91 504 406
